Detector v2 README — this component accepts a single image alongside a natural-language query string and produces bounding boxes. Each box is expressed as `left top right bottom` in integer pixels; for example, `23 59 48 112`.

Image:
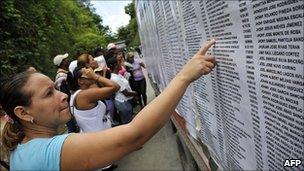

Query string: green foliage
73 33 106 55
125 2 136 19
0 0 110 77
116 1 140 50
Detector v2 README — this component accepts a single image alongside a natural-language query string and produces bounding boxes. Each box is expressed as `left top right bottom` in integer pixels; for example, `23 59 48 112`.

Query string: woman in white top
107 58 137 124
70 67 119 132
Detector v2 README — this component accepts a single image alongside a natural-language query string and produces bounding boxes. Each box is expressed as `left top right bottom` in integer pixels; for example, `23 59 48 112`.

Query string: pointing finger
198 39 216 56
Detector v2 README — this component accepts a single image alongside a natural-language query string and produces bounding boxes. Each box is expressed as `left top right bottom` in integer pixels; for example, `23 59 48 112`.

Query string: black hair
93 47 105 57
66 71 79 91
74 67 84 80
105 49 116 61
106 57 118 71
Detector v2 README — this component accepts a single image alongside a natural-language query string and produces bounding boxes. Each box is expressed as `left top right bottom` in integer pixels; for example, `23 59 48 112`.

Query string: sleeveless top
10 134 70 170
70 90 111 133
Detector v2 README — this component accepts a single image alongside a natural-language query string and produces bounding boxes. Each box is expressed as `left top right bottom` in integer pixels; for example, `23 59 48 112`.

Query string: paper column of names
150 2 165 90
156 1 174 86
161 1 196 135
203 1 258 169
251 0 304 170
152 1 166 90
163 1 184 116
144 2 155 82
148 2 162 87
238 1 266 170
196 0 228 167
179 0 211 141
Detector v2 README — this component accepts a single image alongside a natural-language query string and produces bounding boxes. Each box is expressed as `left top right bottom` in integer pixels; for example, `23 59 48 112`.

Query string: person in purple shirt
127 52 147 108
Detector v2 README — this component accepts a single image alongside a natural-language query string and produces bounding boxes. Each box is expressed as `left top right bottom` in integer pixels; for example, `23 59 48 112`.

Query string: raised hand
82 68 98 80
178 39 216 83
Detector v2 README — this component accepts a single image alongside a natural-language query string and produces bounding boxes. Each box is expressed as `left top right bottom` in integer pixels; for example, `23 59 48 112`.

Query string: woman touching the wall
1 39 216 170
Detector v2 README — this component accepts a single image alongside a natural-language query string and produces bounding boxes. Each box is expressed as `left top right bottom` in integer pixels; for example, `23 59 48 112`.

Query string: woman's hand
82 68 98 80
178 39 216 83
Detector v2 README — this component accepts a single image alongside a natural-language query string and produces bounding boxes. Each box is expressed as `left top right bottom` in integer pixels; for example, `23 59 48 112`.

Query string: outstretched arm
61 39 216 170
130 39 216 145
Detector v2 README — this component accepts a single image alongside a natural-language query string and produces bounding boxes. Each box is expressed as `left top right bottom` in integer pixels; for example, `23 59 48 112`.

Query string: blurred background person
105 43 117 62
68 53 99 92
127 52 147 108
115 50 131 81
70 67 118 133
107 58 137 124
53 53 79 133
94 47 107 69
53 53 70 94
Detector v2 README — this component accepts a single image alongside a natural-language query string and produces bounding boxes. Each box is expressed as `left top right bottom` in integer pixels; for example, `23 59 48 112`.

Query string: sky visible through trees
0 0 139 77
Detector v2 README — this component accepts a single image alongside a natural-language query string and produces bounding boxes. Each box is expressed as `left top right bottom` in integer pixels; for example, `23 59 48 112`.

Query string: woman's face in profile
88 55 98 69
116 52 123 61
22 73 71 128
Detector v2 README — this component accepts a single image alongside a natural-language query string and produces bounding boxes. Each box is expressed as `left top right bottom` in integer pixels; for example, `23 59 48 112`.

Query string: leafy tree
115 1 140 49
125 2 136 19
73 32 106 56
0 0 110 77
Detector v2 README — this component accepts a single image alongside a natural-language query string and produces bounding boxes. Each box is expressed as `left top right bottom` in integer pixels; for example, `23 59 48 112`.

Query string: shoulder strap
100 99 110 114
69 90 82 116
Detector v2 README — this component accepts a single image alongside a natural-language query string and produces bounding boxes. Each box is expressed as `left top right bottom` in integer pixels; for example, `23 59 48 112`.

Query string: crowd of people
54 43 148 133
0 40 216 170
